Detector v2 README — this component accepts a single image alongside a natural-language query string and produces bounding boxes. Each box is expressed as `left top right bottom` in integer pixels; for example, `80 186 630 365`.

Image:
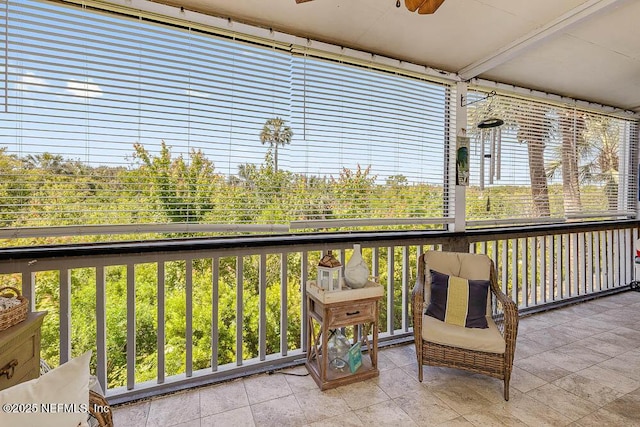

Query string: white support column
451 81 468 232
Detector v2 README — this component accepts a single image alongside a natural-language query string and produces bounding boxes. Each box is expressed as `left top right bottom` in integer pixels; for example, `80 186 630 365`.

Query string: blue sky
0 0 570 191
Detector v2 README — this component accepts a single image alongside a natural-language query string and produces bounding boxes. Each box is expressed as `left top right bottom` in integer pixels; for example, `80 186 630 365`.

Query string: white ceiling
149 0 640 114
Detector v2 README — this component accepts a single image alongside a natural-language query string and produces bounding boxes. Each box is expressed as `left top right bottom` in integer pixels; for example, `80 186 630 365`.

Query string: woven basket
89 390 114 427
0 286 28 331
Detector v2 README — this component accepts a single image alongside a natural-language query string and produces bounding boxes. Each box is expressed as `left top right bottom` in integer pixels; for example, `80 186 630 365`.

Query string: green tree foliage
132 141 221 223
330 165 377 218
0 148 25 226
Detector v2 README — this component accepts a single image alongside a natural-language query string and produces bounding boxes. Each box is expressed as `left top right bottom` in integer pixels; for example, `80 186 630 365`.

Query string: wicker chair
412 251 519 400
40 359 113 427
89 390 114 427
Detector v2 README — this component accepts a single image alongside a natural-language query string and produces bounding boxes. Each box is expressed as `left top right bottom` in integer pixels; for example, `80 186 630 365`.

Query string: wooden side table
305 281 382 390
0 311 46 391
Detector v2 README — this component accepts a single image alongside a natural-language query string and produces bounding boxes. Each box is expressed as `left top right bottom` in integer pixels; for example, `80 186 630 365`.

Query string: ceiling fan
294 0 446 15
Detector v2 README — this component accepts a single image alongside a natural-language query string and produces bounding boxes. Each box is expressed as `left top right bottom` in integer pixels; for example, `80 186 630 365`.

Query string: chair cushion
426 269 489 329
422 314 506 354
424 251 492 280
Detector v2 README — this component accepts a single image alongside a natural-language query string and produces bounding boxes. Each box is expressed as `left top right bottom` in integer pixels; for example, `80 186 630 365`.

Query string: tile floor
112 291 640 426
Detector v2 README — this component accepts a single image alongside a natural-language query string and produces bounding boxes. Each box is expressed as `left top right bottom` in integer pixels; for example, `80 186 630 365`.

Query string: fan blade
418 0 445 14
295 0 314 3
405 0 425 12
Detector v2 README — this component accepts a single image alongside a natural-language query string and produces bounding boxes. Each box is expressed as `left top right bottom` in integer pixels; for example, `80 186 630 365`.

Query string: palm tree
259 117 293 172
516 111 552 217
580 117 620 211
547 115 620 213
546 111 585 216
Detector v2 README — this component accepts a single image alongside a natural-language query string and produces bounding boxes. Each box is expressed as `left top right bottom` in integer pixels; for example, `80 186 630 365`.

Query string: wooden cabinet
305 281 382 390
0 312 46 391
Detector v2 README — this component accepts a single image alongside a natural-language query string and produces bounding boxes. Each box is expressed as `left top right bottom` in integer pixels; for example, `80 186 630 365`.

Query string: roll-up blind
466 89 638 224
289 53 454 226
0 0 290 227
0 0 456 233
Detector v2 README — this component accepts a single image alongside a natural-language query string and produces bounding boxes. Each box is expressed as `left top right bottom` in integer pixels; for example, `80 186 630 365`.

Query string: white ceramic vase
344 244 369 289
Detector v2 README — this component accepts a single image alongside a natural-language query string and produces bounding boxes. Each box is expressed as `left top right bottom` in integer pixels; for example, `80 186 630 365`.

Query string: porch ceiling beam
458 0 629 80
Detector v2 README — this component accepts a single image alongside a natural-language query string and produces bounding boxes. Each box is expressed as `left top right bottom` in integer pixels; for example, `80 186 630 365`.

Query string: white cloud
21 73 47 87
17 73 48 93
67 79 103 98
186 89 210 98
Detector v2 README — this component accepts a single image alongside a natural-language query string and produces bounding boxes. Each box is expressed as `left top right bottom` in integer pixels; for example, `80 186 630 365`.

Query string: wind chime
473 92 504 191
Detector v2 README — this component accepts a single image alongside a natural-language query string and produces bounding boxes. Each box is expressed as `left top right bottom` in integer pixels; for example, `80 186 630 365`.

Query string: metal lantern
318 266 342 291
317 250 342 292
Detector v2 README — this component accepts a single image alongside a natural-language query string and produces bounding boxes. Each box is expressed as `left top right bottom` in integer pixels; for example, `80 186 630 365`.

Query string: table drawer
0 312 45 391
0 334 38 390
326 300 375 327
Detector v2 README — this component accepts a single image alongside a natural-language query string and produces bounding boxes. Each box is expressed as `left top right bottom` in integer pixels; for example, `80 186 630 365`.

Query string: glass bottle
327 329 350 372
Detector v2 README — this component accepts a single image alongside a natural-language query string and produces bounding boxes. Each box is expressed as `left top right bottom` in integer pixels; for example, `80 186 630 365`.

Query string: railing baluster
586 232 593 294
259 253 267 361
211 256 219 371
402 245 410 332
60 268 71 365
618 230 629 286
547 235 553 302
372 246 380 279
490 240 497 265
628 228 633 283
595 231 602 291
577 233 585 295
96 266 107 392
613 230 620 288
569 233 580 296
555 235 562 300
387 247 395 335
126 264 135 390
531 237 537 307
618 229 625 285
563 234 570 298
236 256 243 366
631 228 636 281
540 236 547 304
186 258 193 377
511 238 519 307
624 229 631 284
157 262 165 383
521 238 528 307
21 270 34 312
501 240 508 296
607 230 614 288
301 251 308 352
281 252 288 356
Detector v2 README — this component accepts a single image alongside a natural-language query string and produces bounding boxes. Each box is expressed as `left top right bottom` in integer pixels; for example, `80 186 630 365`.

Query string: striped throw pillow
425 269 489 329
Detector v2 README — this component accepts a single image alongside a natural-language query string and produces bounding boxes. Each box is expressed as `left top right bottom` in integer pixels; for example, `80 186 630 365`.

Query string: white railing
0 221 636 404
469 224 638 310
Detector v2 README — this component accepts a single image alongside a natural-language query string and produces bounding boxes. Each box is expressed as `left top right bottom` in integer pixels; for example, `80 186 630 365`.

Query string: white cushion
422 314 506 354
0 351 91 427
425 251 492 281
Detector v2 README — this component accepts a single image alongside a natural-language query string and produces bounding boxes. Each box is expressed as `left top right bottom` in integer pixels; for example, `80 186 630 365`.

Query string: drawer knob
346 310 361 316
0 359 18 380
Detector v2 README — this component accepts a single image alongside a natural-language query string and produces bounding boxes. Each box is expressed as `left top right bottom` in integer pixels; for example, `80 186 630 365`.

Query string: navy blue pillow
426 269 489 329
